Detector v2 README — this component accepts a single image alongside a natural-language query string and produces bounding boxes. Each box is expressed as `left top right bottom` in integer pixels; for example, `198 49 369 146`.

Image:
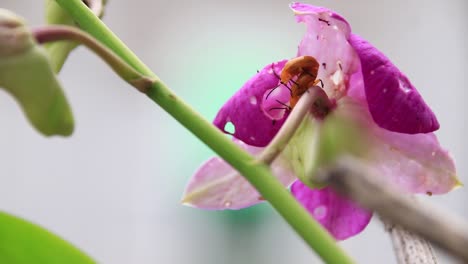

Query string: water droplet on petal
313 205 327 219
224 201 232 207
431 151 436 157
250 96 257 105
398 77 412 93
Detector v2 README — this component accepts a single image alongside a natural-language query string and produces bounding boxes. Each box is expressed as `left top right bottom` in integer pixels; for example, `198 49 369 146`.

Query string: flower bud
0 9 34 56
0 9 74 136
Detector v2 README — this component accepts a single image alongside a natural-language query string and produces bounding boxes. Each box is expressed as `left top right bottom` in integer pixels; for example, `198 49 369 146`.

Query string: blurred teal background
1 1 467 263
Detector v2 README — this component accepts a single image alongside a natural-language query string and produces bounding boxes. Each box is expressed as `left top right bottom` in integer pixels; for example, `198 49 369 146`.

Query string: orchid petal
291 3 360 100
182 140 296 210
291 180 372 240
213 60 289 147
349 34 439 134
340 97 459 194
372 126 459 195
290 3 350 28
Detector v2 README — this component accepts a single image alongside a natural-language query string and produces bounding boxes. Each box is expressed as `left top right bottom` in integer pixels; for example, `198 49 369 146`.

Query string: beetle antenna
275 99 291 109
265 85 280 100
269 107 291 112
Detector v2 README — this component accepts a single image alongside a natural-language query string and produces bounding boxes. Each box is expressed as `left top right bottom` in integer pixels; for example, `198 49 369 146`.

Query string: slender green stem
32 25 154 92
54 1 354 263
258 86 331 164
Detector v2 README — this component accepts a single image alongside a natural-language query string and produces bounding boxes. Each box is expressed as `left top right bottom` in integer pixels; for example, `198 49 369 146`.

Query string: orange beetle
280 56 323 108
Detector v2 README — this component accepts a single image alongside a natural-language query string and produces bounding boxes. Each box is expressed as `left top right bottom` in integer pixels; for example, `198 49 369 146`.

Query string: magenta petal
213 60 288 147
291 180 372 240
349 34 439 134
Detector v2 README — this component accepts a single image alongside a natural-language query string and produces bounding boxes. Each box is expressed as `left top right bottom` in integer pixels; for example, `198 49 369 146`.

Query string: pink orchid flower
183 3 459 240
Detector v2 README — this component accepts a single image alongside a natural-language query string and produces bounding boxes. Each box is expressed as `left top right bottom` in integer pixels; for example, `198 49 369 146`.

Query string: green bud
0 10 35 56
0 9 74 136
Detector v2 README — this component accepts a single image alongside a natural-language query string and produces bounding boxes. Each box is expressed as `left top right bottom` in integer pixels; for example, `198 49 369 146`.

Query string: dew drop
249 136 256 141
313 205 327 219
398 77 412 93
250 96 257 105
383 88 388 93
224 201 232 207
370 70 375 75
431 151 436 157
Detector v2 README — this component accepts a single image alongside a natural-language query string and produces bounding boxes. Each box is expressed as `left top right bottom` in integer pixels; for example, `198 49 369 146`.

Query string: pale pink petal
182 140 296 210
290 3 349 27
291 3 360 100
291 180 372 240
213 60 289 147
339 97 459 194
372 128 459 195
349 34 439 134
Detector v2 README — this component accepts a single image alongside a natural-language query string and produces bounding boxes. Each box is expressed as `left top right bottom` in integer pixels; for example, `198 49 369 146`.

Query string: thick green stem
54 1 354 263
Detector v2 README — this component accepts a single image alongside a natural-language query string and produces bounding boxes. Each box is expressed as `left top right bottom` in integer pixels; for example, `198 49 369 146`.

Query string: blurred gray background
1 0 467 263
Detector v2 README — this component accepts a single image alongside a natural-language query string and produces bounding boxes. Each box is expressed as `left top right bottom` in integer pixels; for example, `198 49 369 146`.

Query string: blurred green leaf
0 211 96 264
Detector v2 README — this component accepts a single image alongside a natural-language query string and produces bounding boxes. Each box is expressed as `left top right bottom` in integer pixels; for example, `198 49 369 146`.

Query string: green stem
32 25 154 92
54 1 354 263
258 86 331 164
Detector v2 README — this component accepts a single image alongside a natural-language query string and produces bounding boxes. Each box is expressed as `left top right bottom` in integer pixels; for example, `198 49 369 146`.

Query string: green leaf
0 211 95 264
